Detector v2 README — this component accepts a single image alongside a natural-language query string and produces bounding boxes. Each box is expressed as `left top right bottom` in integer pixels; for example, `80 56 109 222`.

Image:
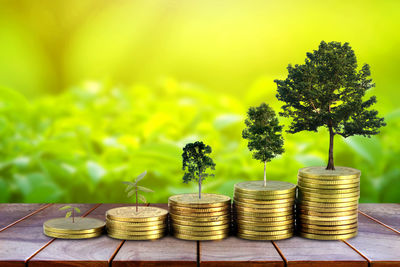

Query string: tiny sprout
122 170 154 212
59 205 81 223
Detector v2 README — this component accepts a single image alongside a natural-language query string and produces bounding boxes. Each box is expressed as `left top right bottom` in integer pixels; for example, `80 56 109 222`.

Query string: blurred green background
0 0 399 203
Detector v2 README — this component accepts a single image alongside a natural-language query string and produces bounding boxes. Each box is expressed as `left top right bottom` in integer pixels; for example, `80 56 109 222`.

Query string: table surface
0 203 399 267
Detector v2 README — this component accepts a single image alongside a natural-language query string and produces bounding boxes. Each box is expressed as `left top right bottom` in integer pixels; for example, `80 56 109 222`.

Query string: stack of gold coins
233 181 296 240
106 206 168 240
297 166 360 240
43 217 105 239
169 193 231 240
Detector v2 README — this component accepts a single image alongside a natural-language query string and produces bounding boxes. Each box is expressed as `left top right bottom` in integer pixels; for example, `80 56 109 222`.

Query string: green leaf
74 207 81 213
59 205 72 211
135 170 147 183
65 211 72 218
86 161 106 183
137 185 154 193
122 181 135 192
138 194 146 203
127 190 136 198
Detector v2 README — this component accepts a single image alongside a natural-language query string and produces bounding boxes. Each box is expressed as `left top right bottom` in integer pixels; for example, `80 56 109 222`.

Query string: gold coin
297 204 358 212
108 232 165 240
299 200 358 208
168 194 231 207
299 195 359 203
297 218 358 226
171 218 231 226
298 214 358 221
298 186 359 195
299 227 358 235
236 219 294 226
169 205 230 213
106 223 167 232
237 224 293 231
298 222 358 230
106 218 166 227
107 228 165 235
233 200 294 209
298 176 359 185
169 210 229 217
298 191 359 199
298 166 361 179
174 232 229 240
106 206 168 222
299 231 358 240
173 229 230 236
234 210 292 218
43 228 103 239
43 217 105 234
298 180 359 190
234 206 293 214
298 209 357 217
235 214 294 222
234 181 296 195
233 197 295 204
234 192 294 200
238 228 293 236
237 232 293 240
170 213 230 222
172 224 230 232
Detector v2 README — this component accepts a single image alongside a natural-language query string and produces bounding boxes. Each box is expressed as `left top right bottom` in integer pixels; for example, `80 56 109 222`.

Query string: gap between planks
271 241 288 267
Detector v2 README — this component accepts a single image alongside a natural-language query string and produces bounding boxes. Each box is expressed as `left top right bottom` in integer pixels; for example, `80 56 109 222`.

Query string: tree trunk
198 174 202 199
263 160 267 187
136 187 138 212
326 123 335 170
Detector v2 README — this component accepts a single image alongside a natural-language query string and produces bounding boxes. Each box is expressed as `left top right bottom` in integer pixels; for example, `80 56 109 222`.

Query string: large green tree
242 103 284 186
275 41 385 170
182 141 216 199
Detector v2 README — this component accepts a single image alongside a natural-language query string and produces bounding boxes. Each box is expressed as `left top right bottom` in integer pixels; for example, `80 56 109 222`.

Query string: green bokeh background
0 0 399 203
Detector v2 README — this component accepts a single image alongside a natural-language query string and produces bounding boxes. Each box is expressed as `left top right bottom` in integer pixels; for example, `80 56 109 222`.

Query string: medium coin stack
106 206 168 240
233 181 296 240
43 217 105 239
297 166 360 240
169 193 231 240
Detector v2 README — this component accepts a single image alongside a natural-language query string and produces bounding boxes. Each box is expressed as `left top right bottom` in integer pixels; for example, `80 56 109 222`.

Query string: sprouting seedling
59 205 81 223
122 170 154 212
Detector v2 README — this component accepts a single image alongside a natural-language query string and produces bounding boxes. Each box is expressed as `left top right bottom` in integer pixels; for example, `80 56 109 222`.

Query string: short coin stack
169 193 231 240
297 166 360 240
43 217 105 239
233 181 296 240
106 206 168 240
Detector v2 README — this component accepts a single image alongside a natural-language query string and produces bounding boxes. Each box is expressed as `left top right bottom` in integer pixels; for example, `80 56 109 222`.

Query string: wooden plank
112 203 197 267
0 204 96 267
274 236 367 267
200 237 284 267
28 204 129 267
345 213 400 267
359 203 400 232
0 204 48 230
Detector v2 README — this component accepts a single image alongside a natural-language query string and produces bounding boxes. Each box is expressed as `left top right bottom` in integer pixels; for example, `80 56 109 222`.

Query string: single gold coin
297 218 358 226
236 219 294 226
169 210 229 217
235 214 294 222
237 228 293 236
106 206 168 222
299 200 358 208
299 227 358 235
174 232 229 240
234 197 295 204
234 181 296 195
43 228 103 239
237 232 293 240
106 218 166 227
298 195 359 203
297 204 358 212
107 228 165 235
173 228 229 236
169 205 230 213
298 166 361 179
298 180 359 190
108 232 165 240
172 224 230 232
234 206 293 214
298 185 359 195
298 214 358 222
298 176 359 185
237 224 294 231
298 209 358 217
299 231 358 240
171 218 230 226
170 213 230 222
43 217 105 234
234 210 293 218
233 200 294 209
106 223 167 232
234 192 294 200
168 194 231 207
298 222 358 230
298 191 359 199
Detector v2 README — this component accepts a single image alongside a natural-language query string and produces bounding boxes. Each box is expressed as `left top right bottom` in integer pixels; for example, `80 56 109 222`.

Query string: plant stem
326 122 335 170
72 208 75 223
136 186 138 212
263 160 267 187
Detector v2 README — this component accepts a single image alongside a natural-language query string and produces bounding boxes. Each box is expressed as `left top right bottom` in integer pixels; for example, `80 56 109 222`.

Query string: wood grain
0 204 96 267
0 204 48 230
27 204 130 267
345 213 400 267
200 237 284 267
359 203 400 232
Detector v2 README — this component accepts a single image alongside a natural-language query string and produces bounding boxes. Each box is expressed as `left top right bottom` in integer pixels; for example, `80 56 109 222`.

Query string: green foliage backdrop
0 0 399 203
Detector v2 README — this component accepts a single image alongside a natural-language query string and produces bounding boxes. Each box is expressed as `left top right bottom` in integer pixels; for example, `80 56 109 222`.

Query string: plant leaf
135 170 147 183
138 194 146 203
127 190 136 198
122 182 135 192
65 211 72 218
74 207 81 213
59 205 72 211
137 185 154 193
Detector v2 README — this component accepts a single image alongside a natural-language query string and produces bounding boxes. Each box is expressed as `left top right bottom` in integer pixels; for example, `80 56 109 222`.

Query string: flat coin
299 227 358 235
237 233 293 240
298 200 358 208
234 210 293 218
107 228 166 235
297 218 358 226
234 197 295 204
169 205 230 213
234 192 295 200
106 219 166 227
298 231 358 240
43 228 103 239
233 200 294 209
298 195 359 203
235 214 294 222
234 206 293 214
236 219 294 226
298 181 359 190
172 229 229 236
169 210 229 217
43 217 105 234
174 232 229 240
298 176 359 185
106 223 167 232
298 214 358 221
298 191 359 199
298 186 359 195
298 223 358 230
106 206 168 222
234 181 296 195
172 224 230 232
298 166 361 179
237 224 294 231
108 232 165 240
237 228 293 236
168 194 231 207
171 218 230 226
298 209 357 217
170 213 230 222
297 204 358 212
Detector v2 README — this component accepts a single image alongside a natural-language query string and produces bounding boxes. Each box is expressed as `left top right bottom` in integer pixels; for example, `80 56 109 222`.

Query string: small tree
275 41 385 170
182 141 216 199
242 103 284 187
59 205 81 223
122 170 154 212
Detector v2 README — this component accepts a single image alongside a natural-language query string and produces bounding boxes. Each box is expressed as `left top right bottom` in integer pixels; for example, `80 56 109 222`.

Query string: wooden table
0 203 399 267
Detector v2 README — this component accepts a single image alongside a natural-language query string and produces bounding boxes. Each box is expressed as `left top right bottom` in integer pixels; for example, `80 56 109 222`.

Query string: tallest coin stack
297 166 360 240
